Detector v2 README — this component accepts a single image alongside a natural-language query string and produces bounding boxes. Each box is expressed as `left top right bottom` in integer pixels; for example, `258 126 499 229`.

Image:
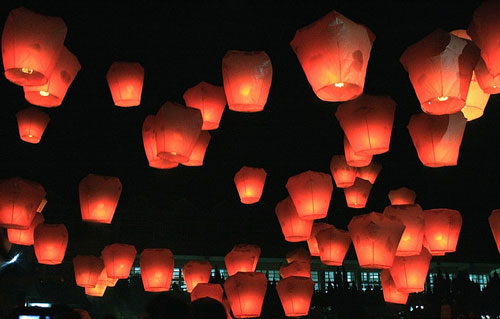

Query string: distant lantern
343 178 373 209
222 50 272 112
488 210 500 254
1 7 67 86
183 260 212 293
336 95 396 156
16 107 50 144
344 136 372 167
142 115 179 169
225 244 261 276
85 283 107 297
290 10 375 102
280 261 311 279
407 112 467 167
285 247 312 264
23 46 81 107
106 62 144 107
224 272 268 319
400 29 479 114
348 212 405 269
0 177 45 229
383 204 424 256
183 81 227 130
33 224 68 265
191 283 224 303
275 197 313 242
286 171 333 220
307 223 334 256
422 209 462 255
276 276 314 317
380 270 409 305
233 166 267 204
154 102 203 163
390 248 432 293
356 162 382 184
101 243 137 279
140 248 174 292
7 213 44 246
73 255 105 288
330 155 357 188
182 131 211 166
316 227 352 266
388 187 416 205
79 174 122 224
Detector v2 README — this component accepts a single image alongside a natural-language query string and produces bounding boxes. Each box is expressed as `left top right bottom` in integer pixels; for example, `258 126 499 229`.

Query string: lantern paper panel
234 166 267 204
224 272 268 319
356 162 382 184
380 270 409 305
101 243 137 279
191 283 224 303
343 178 373 209
316 227 351 266
307 223 334 256
37 198 47 213
85 284 107 297
285 247 311 264
275 197 313 242
344 136 372 167
422 209 462 255
96 268 118 288
388 187 416 205
73 255 105 288
183 81 227 130
389 248 432 293
225 244 260 276
182 131 211 166
383 204 424 256
140 248 174 292
79 174 122 224
183 260 212 293
33 224 68 265
488 210 500 254
106 62 144 107
16 107 50 144
276 276 314 317
330 155 357 188
142 115 179 169
280 261 310 279
7 213 44 246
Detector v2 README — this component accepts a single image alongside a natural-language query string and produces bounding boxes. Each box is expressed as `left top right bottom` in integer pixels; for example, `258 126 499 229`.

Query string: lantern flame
21 67 33 74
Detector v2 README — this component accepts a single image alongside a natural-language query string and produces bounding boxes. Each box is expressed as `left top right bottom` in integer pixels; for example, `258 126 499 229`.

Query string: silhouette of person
191 297 227 319
144 292 193 319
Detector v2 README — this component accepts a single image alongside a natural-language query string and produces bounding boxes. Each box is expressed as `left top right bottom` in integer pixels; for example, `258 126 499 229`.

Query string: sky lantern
183 81 226 130
183 260 212 292
336 95 396 156
389 248 432 293
275 197 313 242
290 10 375 102
383 204 424 256
33 224 68 265
407 112 467 167
344 136 372 167
233 166 267 204
330 155 357 188
225 244 260 276
388 187 416 205
356 162 382 184
106 62 144 107
380 270 409 305
286 170 333 220
79 174 122 224
316 227 351 266
343 178 373 209
285 247 311 264
73 255 105 288
37 198 47 213
140 248 174 292
400 29 479 114
0 177 45 229
488 210 500 254
16 107 50 144
142 115 179 169
422 209 462 255
224 272 268 319
280 261 310 279
307 223 334 256
348 212 405 269
7 213 44 246
182 131 211 166
101 243 137 279
191 283 224 303
2 7 67 86
96 268 118 288
85 284 107 297
23 46 81 107
276 276 314 317
155 102 203 163
222 50 272 112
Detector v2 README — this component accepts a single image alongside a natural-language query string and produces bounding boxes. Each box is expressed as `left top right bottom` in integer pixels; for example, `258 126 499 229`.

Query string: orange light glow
182 131 211 166
101 243 137 279
356 162 382 184
422 209 462 255
330 155 357 188
276 276 314 317
389 248 432 293
106 62 144 107
388 187 416 205
73 255 105 288
307 223 334 256
383 204 424 256
225 244 260 276
183 81 226 130
79 174 122 224
344 136 372 167
85 283 107 297
275 197 313 242
183 260 212 292
343 178 373 209
16 107 50 144
140 248 174 292
285 247 311 264
280 261 310 279
316 227 351 266
33 224 68 265
488 210 500 254
380 270 409 304
224 272 268 319
191 283 224 303
234 166 267 204
7 213 44 246
142 115 179 169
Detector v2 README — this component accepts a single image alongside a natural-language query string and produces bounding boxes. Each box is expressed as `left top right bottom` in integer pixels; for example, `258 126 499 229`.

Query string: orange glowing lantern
276 276 314 317
407 112 467 167
101 243 137 279
0 177 45 229
23 46 81 107
37 198 47 213
380 270 409 305
422 209 462 255
73 255 105 288
106 62 144 107
142 115 179 169
388 187 416 205
183 260 212 292
184 81 226 130
222 50 272 112
336 95 396 156
344 136 372 167
7 213 44 246
33 224 68 265
154 102 203 162
16 107 50 144
343 178 373 209
79 174 122 224
330 155 357 188
400 29 479 114
140 248 174 292
316 227 351 266
390 248 432 293
290 10 375 102
348 212 405 269
96 268 118 288
182 131 211 166
383 204 424 256
225 244 260 276
85 283 107 297
285 247 311 264
224 272 268 319
488 210 500 254
286 171 333 220
356 162 382 184
191 283 224 303
280 261 310 279
307 223 334 256
234 166 267 204
275 197 313 242
2 7 67 86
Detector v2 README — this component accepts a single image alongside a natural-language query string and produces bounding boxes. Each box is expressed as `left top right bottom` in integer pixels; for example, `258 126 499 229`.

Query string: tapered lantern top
16 107 50 144
79 174 122 224
356 162 382 184
73 255 105 288
330 155 357 188
488 210 500 254
234 166 267 204
142 115 179 169
307 223 334 256
7 213 44 246
183 260 212 292
316 227 352 266
422 209 462 255
290 10 375 102
224 272 268 319
184 81 227 130
380 270 409 305
182 131 211 167
280 261 311 279
140 248 174 292
191 283 224 303
225 244 261 276
106 62 144 107
388 187 416 205
275 197 313 242
285 247 312 264
101 243 137 279
276 276 315 317
344 136 372 167
343 178 373 209
33 224 68 265
383 204 424 256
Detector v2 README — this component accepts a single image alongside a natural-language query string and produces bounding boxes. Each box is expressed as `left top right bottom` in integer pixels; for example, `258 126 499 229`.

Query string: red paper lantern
33 224 68 265
191 283 224 303
23 46 81 107
224 272 268 319
222 50 272 112
184 81 226 130
142 115 179 169
422 209 462 255
2 7 67 86
276 276 314 317
344 136 372 167
390 248 432 293
407 112 467 167
183 260 212 292
7 213 44 246
73 255 105 288
106 62 144 107
286 171 333 220
234 166 267 204
348 212 405 269
0 177 45 229
330 155 357 188
16 107 50 144
101 243 137 279
275 197 313 242
388 187 416 205
182 131 211 166
96 268 118 288
285 247 311 264
380 270 409 305
140 248 174 292
316 227 351 266
79 174 122 224
225 244 260 276
280 261 310 279
290 10 375 102
85 283 107 297
307 223 334 256
343 178 373 209
383 204 424 256
356 162 382 184
488 210 500 254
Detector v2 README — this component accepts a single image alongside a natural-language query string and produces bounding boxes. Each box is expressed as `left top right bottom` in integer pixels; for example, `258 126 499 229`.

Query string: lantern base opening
336 181 355 188
298 213 327 221
421 96 465 115
202 121 219 130
113 99 141 107
240 197 261 205
82 218 112 224
20 134 42 144
397 287 424 294
144 287 170 292
315 82 362 102
228 104 265 113
5 68 47 87
360 263 392 269
420 161 457 168
38 259 63 265
285 235 311 242
157 152 190 163
461 105 484 121
347 202 367 209
24 91 62 108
